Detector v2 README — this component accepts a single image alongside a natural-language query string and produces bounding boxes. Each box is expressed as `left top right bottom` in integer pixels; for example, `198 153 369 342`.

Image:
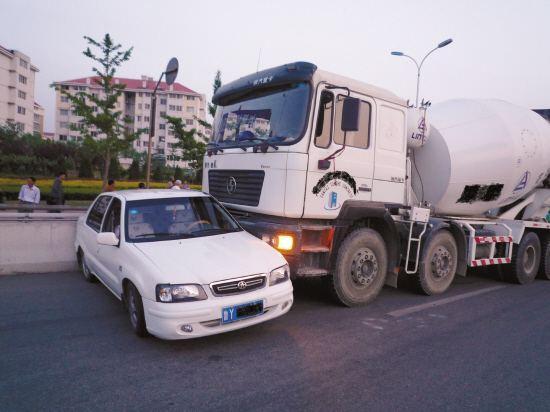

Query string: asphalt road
1 270 550 411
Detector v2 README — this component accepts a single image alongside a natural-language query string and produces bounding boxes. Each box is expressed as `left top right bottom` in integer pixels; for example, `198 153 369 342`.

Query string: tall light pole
145 57 179 188
391 38 453 107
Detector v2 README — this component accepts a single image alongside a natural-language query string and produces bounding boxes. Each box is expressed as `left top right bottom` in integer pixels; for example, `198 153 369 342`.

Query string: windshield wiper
207 142 224 156
253 137 282 153
191 227 241 236
134 232 195 239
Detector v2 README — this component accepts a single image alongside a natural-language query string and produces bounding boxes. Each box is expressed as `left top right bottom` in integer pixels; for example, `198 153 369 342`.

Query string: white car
75 189 293 339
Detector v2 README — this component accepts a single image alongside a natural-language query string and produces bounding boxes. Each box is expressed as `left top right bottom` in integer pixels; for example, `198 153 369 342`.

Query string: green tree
196 71 222 141
55 34 141 189
165 116 206 181
127 157 142 180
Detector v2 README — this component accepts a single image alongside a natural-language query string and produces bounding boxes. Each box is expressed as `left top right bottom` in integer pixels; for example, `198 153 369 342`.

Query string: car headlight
156 284 208 302
269 264 290 286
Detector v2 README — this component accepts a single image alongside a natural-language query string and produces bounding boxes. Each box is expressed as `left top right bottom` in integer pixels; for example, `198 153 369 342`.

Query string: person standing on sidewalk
49 171 66 206
18 177 40 211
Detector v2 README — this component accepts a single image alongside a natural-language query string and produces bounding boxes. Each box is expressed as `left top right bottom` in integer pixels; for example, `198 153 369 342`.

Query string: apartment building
53 75 207 167
0 44 40 133
33 101 44 136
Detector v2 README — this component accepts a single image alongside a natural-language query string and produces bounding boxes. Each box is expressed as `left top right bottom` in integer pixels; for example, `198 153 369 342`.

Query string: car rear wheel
125 282 148 338
78 250 97 283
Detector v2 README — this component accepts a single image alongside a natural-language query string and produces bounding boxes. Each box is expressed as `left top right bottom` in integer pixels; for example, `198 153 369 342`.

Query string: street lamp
391 38 453 107
145 57 179 188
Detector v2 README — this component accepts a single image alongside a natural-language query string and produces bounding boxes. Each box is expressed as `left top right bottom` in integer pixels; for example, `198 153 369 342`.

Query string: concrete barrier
0 212 84 275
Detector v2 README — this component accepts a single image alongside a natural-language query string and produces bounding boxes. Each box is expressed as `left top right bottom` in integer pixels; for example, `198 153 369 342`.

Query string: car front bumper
142 281 293 340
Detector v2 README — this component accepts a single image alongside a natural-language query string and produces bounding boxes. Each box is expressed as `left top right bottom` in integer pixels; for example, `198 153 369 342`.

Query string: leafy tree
165 116 206 180
174 165 184 181
127 158 142 180
78 156 94 178
196 71 222 141
54 34 141 189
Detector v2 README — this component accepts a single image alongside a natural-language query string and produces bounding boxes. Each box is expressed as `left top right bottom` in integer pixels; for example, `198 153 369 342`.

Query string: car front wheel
125 282 148 338
78 250 97 283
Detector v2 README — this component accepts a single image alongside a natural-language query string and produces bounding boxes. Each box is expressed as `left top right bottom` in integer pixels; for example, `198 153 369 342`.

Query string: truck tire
330 228 387 307
416 231 458 295
538 236 550 280
504 231 541 284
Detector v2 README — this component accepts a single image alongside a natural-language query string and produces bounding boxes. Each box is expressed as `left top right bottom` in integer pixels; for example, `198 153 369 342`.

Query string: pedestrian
167 177 175 189
105 179 116 192
49 171 66 206
18 177 40 211
182 180 190 190
138 182 146 189
171 179 182 190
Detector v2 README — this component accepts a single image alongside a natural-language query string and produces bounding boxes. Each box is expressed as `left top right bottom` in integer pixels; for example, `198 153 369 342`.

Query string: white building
52 75 207 167
0 44 41 134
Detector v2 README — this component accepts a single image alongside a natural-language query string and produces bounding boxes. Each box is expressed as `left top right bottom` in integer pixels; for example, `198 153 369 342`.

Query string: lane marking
387 285 507 318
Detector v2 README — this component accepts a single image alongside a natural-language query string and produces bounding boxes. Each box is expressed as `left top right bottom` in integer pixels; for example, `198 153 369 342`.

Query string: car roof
106 189 208 201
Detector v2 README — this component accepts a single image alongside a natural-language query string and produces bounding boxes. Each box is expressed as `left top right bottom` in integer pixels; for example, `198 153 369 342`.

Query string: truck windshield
125 196 242 243
212 82 310 148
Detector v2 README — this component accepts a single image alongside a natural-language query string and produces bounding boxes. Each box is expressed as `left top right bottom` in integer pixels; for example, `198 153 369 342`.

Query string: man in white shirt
171 179 182 190
18 177 40 206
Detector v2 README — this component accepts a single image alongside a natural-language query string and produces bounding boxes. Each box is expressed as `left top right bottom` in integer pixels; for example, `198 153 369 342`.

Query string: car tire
415 230 458 295
329 228 387 307
125 282 149 338
504 232 541 285
78 249 97 283
538 235 550 280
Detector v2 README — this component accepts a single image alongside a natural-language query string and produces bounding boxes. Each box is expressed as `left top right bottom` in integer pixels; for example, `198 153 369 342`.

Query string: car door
82 195 113 274
95 197 123 295
304 86 376 218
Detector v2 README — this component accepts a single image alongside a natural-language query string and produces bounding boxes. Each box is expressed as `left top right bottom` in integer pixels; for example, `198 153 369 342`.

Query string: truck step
471 257 511 267
301 246 330 253
474 236 513 244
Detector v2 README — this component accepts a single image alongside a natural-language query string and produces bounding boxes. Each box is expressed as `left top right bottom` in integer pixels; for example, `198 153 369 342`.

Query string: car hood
132 231 286 285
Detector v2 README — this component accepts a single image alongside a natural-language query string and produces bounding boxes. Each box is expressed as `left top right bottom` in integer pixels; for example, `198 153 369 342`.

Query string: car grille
210 275 266 296
208 170 265 206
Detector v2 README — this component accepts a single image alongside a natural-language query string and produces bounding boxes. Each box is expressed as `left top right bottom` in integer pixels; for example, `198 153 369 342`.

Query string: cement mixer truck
202 62 550 306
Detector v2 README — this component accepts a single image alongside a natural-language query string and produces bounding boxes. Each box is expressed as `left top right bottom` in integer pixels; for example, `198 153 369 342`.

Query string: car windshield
124 196 242 243
212 82 310 148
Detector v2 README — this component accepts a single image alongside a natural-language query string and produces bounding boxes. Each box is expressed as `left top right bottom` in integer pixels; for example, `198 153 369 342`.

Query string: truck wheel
505 232 541 284
125 282 149 338
330 228 387 307
538 236 550 280
416 231 457 295
77 249 97 283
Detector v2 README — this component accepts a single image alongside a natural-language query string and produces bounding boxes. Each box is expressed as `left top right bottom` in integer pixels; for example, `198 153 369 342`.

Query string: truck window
86 196 112 232
334 95 371 148
314 90 334 148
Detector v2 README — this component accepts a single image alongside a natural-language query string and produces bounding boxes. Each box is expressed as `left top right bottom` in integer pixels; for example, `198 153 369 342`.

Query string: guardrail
0 204 88 212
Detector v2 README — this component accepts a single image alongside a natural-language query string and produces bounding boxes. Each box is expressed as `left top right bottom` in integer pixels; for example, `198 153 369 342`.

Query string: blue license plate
221 300 264 324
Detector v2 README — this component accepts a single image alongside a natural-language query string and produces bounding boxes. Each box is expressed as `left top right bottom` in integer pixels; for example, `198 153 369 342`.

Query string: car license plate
221 300 264 324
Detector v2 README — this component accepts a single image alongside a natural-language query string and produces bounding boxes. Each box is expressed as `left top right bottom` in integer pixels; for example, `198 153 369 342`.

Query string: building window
138 92 143 97
92 106 98 112
61 96 69 103
34 122 40 131
20 58 28 69
160 98 167 105
157 149 165 154
72 86 79 90
78 86 86 91
186 106 195 114
185 119 194 126
34 114 40 121
60 122 68 128
137 103 142 110
18 90 26 99
144 103 150 110
144 116 150 122
186 95 195 101
18 75 27 85
91 131 98 137
160 111 166 118
159 123 166 130
136 140 141 147
60 109 69 116
136 115 142 122
158 136 165 142
17 106 26 115
59 135 68 141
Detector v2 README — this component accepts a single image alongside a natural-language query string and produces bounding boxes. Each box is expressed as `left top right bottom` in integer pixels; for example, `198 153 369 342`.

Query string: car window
101 197 121 239
86 196 112 232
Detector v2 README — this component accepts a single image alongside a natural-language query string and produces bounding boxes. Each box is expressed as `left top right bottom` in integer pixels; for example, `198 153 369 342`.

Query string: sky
2 0 550 131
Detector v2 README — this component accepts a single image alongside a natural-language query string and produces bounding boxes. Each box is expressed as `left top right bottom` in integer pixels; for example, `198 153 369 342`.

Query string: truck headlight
156 284 207 302
269 264 290 286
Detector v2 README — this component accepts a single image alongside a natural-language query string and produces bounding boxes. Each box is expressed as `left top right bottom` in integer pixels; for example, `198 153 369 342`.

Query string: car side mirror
97 232 119 246
341 97 360 132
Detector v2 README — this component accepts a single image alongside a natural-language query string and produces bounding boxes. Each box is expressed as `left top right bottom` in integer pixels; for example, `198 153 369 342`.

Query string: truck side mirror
341 97 360 132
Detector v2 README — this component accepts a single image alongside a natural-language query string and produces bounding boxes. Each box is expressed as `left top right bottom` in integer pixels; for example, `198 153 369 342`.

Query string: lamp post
391 38 453 107
145 57 179 188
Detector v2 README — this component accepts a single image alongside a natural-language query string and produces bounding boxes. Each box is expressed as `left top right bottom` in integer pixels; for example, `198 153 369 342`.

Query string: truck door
304 86 376 218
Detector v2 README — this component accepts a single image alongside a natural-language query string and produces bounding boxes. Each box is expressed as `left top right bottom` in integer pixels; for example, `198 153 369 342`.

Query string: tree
196 71 222 141
166 116 206 181
127 158 142 180
55 34 141 189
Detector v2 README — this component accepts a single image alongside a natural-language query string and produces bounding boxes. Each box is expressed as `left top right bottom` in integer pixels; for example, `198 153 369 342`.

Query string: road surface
1 270 549 411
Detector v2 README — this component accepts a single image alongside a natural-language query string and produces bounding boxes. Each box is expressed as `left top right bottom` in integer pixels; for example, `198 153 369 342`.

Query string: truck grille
210 275 266 296
208 170 264 206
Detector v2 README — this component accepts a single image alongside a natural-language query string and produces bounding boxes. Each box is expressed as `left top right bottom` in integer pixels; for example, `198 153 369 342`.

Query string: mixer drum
411 99 550 216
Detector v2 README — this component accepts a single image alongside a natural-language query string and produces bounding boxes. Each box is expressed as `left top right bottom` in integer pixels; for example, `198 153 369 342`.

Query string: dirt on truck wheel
329 228 387 307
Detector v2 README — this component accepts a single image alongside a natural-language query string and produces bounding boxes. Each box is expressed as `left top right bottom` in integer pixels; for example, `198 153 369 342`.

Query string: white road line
387 285 507 318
